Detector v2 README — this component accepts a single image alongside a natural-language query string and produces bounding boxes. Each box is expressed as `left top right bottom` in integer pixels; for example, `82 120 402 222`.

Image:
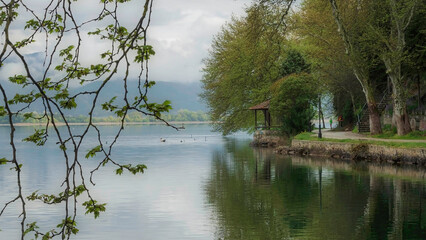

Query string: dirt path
312 129 426 143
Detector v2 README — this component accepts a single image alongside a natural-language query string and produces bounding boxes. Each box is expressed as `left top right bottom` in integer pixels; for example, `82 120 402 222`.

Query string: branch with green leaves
0 0 174 239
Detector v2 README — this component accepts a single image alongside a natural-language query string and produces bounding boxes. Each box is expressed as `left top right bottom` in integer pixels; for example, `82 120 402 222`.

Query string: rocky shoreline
251 130 426 166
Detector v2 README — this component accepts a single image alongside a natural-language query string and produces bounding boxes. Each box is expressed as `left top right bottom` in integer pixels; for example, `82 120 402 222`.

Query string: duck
160 138 166 142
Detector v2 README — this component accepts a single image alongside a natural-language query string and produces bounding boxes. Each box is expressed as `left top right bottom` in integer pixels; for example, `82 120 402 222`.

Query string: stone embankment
252 129 426 165
275 140 426 166
250 130 288 147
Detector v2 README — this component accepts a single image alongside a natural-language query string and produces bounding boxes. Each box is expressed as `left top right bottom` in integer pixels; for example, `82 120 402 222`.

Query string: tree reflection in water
204 138 426 240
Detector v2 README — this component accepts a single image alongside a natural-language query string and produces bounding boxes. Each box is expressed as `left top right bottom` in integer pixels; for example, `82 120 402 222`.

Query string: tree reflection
204 139 426 240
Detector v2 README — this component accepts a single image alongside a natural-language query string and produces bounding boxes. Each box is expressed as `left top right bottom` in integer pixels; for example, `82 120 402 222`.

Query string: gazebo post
267 111 271 129
263 109 267 129
254 110 257 129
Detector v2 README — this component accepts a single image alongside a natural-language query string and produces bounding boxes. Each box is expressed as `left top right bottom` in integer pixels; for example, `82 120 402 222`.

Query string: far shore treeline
0 109 209 124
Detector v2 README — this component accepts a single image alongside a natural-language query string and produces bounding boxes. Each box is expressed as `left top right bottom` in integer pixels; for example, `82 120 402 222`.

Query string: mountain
145 81 206 112
1 80 206 116
67 80 207 116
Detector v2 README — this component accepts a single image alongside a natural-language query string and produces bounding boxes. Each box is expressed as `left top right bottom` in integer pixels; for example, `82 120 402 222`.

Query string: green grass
371 130 426 140
294 132 318 140
294 132 426 149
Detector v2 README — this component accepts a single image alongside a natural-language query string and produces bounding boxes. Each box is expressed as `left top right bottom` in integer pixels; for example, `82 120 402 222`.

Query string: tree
245 0 423 135
404 3 426 114
279 49 311 77
328 0 384 134
201 3 291 135
367 0 420 135
291 0 365 126
269 48 317 136
403 4 426 114
270 73 318 136
0 1 173 239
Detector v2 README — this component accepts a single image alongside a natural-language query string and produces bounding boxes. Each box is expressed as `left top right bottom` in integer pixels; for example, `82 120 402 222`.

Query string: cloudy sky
148 0 251 83
1 0 252 85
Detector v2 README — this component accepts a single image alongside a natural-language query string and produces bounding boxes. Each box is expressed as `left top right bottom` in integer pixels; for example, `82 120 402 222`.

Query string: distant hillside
0 79 206 116
145 81 206 112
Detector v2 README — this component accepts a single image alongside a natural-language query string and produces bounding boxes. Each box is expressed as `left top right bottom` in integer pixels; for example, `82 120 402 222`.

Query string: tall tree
292 0 365 126
201 3 290 135
328 0 384 134
367 0 419 135
271 73 318 136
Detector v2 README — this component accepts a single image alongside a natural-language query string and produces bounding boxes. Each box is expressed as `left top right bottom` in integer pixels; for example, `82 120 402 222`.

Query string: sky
148 0 251 83
0 0 252 85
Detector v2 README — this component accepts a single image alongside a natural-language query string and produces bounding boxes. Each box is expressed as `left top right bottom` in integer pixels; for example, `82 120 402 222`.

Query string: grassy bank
371 130 426 140
294 132 426 149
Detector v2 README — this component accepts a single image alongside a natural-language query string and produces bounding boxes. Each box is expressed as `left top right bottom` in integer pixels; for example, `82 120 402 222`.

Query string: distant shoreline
0 121 214 127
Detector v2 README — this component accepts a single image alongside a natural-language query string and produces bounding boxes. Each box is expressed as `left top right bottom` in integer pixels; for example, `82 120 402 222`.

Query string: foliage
202 0 423 136
294 0 382 127
271 73 318 136
201 3 292 135
364 0 421 135
279 49 310 77
0 0 173 239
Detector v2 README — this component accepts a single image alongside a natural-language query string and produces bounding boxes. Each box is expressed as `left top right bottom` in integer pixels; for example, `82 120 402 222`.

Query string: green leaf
101 97 118 112
42 232 52 240
59 98 77 109
0 158 9 165
82 200 106 219
59 143 67 151
23 129 47 146
0 106 6 117
115 167 123 175
23 112 33 120
85 145 102 159
23 222 39 236
8 75 27 84
57 217 79 235
10 164 23 171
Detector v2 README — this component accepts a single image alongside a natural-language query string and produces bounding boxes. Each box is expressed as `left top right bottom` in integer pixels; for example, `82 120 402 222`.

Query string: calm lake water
0 124 425 239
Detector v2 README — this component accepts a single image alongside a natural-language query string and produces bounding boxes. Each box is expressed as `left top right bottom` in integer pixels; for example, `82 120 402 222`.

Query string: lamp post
318 94 322 138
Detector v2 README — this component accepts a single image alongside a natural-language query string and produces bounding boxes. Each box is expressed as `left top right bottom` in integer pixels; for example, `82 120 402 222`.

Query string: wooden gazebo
249 100 272 130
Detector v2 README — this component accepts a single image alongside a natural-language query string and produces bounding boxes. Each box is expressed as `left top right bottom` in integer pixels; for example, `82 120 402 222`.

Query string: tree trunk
349 91 357 116
384 56 412 135
392 112 397 128
393 89 412 135
329 0 382 134
418 76 421 112
366 89 382 135
379 0 415 135
320 110 326 128
368 103 382 135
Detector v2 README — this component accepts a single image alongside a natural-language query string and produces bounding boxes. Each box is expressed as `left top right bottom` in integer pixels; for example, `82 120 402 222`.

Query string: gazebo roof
249 100 270 110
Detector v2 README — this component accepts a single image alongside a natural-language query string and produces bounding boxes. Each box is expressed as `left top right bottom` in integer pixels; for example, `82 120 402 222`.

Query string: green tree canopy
279 49 311 77
271 73 318 136
201 4 289 135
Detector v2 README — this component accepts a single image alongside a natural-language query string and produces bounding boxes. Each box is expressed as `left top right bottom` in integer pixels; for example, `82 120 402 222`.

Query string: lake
0 124 425 239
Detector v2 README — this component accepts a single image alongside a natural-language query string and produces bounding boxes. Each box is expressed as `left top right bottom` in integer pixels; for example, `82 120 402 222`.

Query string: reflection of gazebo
249 100 271 130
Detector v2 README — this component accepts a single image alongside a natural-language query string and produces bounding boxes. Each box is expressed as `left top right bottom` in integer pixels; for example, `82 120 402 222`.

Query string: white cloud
147 0 251 82
2 0 251 84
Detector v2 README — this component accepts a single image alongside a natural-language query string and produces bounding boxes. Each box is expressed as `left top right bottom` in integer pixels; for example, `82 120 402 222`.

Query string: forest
201 0 425 136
